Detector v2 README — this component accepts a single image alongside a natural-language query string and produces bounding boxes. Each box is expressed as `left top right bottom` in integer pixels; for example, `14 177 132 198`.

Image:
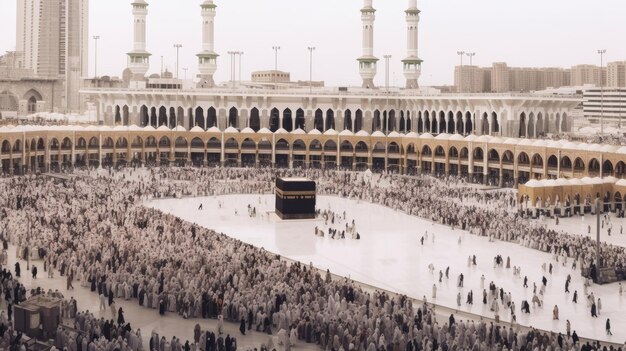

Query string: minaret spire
358 0 378 89
126 0 151 87
197 0 218 88
403 0 422 89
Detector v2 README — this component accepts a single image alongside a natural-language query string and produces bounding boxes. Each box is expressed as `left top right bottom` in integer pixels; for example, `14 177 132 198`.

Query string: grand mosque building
5 0 619 191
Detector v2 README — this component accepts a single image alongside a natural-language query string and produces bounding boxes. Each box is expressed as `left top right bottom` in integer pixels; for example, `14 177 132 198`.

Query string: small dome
355 130 370 137
405 132 419 138
142 126 156 131
258 128 272 134
241 127 255 134
324 129 338 136
339 129 354 136
156 125 170 131
292 128 306 135
371 131 385 137
275 128 288 134
419 133 434 139
224 127 239 133
308 129 322 135
190 126 205 132
207 126 221 133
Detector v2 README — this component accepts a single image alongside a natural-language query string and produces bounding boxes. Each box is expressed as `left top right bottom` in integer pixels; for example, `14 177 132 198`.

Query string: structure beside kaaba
275 178 316 220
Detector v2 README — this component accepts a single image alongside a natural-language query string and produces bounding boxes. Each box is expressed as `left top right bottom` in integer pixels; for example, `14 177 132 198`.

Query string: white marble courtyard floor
148 195 626 344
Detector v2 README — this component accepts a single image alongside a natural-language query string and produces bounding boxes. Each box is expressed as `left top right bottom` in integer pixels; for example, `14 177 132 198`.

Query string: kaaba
275 177 316 219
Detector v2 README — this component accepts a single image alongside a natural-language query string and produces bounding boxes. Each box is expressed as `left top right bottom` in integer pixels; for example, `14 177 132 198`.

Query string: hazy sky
1 0 624 87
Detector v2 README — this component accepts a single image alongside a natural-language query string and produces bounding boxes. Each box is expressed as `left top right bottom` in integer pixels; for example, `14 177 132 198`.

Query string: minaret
197 0 218 88
358 0 378 89
127 0 151 86
402 0 422 89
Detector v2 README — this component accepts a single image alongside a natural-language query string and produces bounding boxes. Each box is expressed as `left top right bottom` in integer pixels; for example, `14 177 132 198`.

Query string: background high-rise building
607 61 626 88
570 64 605 87
15 0 89 112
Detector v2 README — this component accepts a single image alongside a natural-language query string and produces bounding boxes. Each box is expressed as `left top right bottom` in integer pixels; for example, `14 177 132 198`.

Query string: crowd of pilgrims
0 167 625 350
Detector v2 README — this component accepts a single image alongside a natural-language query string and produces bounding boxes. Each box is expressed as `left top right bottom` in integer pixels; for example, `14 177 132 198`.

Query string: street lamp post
457 51 465 93
598 49 607 134
595 198 601 279
238 52 244 86
93 36 100 78
227 51 236 87
466 52 476 93
308 47 316 94
272 46 281 89
174 44 182 79
384 55 392 92
466 52 476 65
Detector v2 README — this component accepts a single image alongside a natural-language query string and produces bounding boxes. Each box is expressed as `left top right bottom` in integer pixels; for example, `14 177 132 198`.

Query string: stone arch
250 107 260 132
23 89 43 113
444 111 452 134
406 111 412 132
293 139 306 151
517 152 530 165
519 112 527 138
324 140 337 151
547 155 558 169
123 105 130 126
531 154 543 168
464 112 473 134
309 139 322 151
344 109 353 131
421 145 432 156
603 160 614 176
314 109 324 132
588 158 600 174
616 161 626 178
455 112 463 135
387 110 396 132
574 157 585 172
449 146 459 158
168 107 177 129
282 108 293 132
502 150 514 164
207 107 217 128
325 109 335 131
269 108 280 132
472 147 484 161
527 113 535 138
423 111 430 133
438 111 446 134
372 110 382 132
355 109 363 132
491 112 499 133
536 113 544 136
115 137 128 148
481 112 489 135
295 108 305 130
434 146 445 157
388 142 400 153
158 106 168 127
340 140 354 152
560 156 572 169
229 107 238 128
487 149 500 162
195 107 205 129
190 137 204 149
